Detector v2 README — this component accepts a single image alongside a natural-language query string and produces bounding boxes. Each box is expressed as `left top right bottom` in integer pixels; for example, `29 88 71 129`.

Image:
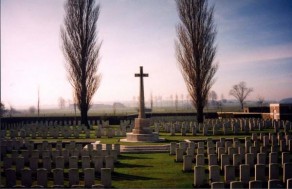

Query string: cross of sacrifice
135 66 148 118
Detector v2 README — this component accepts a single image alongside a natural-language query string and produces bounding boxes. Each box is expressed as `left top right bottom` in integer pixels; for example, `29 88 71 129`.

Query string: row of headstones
1 139 88 154
151 116 197 123
154 118 291 135
172 144 291 170
1 140 121 161
155 118 288 130
1 119 111 129
1 143 120 187
1 127 129 140
95 127 128 138
120 120 132 128
3 154 116 174
174 152 292 188
193 164 292 189
2 139 122 151
4 167 112 188
160 121 250 135
1 119 134 130
171 137 291 166
170 135 292 157
180 151 291 171
1 125 89 139
0 139 87 156
175 147 291 165
170 139 292 188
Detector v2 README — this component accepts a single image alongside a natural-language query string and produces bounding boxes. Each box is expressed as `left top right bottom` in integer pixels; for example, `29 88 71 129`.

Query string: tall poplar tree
175 0 218 123
61 0 101 127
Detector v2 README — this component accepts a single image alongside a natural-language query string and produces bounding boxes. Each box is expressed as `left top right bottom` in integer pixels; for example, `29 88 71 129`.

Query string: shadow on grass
118 155 153 160
115 162 153 168
112 172 161 181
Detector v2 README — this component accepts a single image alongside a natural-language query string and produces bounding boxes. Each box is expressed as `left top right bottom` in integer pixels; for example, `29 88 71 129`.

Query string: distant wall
218 112 274 120
1 111 289 128
243 106 270 113
270 103 292 121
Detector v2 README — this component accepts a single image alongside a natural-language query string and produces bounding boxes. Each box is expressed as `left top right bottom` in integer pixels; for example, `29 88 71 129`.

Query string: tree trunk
240 101 244 110
81 105 89 128
197 105 204 123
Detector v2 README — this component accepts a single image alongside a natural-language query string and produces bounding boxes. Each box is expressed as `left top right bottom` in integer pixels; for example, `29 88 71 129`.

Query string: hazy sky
1 0 292 109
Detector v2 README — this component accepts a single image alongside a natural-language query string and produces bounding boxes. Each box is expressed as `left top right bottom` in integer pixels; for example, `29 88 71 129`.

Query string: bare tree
28 106 36 114
170 94 173 107
73 92 78 122
229 81 253 110
37 87 40 117
0 102 7 117
209 90 218 104
175 0 218 123
150 93 153 109
155 96 158 107
9 105 18 117
221 94 227 103
175 94 178 111
58 97 66 109
257 95 265 107
61 0 102 127
113 103 117 115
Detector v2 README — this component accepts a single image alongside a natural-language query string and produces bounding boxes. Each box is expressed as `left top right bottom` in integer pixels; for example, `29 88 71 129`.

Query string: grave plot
1 118 291 188
0 139 121 188
1 122 132 141
170 132 292 188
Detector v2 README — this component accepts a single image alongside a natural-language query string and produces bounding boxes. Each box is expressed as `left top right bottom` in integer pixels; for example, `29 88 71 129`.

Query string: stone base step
120 145 170 153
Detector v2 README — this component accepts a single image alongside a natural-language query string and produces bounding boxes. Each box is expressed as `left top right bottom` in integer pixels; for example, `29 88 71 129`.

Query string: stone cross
135 66 148 118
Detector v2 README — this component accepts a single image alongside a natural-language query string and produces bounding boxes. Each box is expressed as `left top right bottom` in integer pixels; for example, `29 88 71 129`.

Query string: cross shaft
135 66 148 118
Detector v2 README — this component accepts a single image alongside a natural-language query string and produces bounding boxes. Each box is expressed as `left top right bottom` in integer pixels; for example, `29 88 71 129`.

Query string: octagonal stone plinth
132 118 152 134
121 118 162 142
124 132 160 142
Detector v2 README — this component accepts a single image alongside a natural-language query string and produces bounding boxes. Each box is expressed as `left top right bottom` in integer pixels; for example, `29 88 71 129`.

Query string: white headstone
183 155 193 172
92 156 104 173
224 165 235 184
221 154 230 170
211 182 225 189
249 180 262 189
269 163 279 180
105 156 114 172
230 181 243 189
209 165 220 184
209 154 217 166
21 168 32 187
101 168 112 188
84 168 95 187
283 163 292 183
5 168 16 187
55 156 64 169
239 164 250 184
82 156 91 170
255 164 266 181
257 153 266 165
53 168 64 186
268 179 282 189
170 142 177 155
196 154 205 166
176 148 183 162
42 156 51 172
194 166 206 187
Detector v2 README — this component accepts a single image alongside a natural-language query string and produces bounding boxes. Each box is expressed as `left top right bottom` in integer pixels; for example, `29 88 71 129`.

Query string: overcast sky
1 0 292 109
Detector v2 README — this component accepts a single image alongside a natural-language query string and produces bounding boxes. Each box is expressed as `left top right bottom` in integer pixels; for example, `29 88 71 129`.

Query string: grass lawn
113 153 193 188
